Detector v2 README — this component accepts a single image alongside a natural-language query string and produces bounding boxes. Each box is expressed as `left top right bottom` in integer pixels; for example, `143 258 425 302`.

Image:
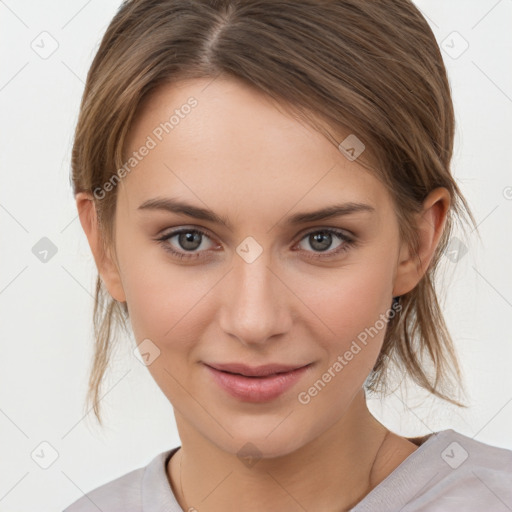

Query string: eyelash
155 227 356 262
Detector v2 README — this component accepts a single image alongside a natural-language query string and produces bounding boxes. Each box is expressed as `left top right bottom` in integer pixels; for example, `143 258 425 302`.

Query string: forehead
119 77 390 215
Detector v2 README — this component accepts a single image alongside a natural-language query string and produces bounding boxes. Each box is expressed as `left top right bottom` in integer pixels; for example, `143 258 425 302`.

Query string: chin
207 416 317 461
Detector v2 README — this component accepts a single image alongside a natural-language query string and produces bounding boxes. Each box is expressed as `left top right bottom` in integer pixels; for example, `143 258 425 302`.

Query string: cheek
292 253 396 399
117 234 213 346
120 254 216 398
125 273 213 348
293 262 395 417
298 259 394 345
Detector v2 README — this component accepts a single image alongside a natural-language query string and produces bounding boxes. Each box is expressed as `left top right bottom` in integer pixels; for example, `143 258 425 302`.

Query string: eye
155 226 357 262
295 228 355 259
155 227 217 260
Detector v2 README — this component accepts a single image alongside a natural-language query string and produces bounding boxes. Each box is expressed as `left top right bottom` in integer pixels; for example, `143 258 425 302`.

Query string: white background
0 1 511 510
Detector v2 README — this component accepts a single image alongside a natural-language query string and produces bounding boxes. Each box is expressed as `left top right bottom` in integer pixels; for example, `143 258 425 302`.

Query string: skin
77 76 450 511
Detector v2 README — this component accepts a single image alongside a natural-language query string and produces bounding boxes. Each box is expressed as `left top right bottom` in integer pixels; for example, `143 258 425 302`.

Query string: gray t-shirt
63 429 512 511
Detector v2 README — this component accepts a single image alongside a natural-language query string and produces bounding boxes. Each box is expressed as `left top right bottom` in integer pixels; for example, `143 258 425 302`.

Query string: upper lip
205 362 310 377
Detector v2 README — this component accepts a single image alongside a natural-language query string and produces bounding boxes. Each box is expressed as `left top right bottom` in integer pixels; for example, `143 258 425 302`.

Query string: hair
71 0 478 425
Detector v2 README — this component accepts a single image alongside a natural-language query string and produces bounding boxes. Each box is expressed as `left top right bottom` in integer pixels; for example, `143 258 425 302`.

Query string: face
108 77 407 457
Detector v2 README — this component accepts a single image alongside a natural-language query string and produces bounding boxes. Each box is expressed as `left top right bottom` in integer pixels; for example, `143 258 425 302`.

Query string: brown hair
71 0 477 424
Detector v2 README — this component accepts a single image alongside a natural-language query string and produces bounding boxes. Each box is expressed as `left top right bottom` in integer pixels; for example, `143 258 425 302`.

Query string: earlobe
75 192 126 303
392 187 450 297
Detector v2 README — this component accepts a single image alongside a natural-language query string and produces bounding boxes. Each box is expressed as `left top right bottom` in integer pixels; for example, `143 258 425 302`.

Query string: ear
392 187 450 297
76 192 126 303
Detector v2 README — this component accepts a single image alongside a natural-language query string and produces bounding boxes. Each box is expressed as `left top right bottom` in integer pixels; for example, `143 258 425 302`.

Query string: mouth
204 362 311 377
204 362 313 402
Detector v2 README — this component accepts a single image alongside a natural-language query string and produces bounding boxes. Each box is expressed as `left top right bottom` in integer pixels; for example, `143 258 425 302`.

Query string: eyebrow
137 197 375 229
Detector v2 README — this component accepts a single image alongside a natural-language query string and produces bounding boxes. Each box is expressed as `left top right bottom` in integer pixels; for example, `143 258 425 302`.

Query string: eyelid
156 225 219 248
157 224 216 240
296 225 354 239
157 225 353 244
156 225 357 261
293 227 355 257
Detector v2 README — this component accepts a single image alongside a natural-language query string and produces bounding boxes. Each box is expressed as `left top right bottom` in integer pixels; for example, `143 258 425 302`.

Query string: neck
167 390 417 511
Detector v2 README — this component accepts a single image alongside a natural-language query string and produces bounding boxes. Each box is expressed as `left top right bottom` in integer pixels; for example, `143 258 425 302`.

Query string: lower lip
205 364 312 403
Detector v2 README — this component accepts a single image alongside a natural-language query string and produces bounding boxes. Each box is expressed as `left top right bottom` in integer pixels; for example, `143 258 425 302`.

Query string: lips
204 362 313 402
205 362 309 377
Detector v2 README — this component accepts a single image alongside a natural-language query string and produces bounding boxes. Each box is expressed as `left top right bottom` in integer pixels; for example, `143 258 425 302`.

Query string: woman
64 0 512 510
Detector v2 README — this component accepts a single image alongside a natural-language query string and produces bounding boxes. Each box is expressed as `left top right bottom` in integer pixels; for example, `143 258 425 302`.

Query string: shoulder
427 429 512 506
62 447 179 512
445 429 512 469
62 464 145 512
353 429 512 512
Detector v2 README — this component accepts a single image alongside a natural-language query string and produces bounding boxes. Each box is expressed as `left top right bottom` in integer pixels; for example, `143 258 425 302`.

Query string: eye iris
310 232 332 252
179 231 202 251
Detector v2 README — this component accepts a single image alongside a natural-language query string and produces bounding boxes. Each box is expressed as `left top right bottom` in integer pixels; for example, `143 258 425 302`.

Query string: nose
218 250 292 347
